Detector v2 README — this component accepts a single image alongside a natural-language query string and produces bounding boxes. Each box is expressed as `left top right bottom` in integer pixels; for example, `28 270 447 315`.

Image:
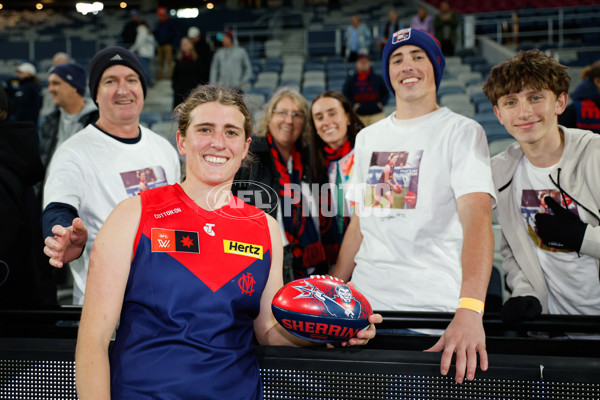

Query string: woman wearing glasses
309 91 364 266
234 87 327 282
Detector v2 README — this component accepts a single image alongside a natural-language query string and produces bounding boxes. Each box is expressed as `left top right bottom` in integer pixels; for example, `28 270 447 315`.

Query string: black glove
534 196 587 252
502 296 542 323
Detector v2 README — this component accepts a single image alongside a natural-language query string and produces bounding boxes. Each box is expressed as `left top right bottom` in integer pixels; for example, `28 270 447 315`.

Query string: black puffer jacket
0 121 57 307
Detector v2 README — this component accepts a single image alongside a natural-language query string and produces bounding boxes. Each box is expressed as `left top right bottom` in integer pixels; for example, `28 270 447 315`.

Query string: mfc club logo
238 273 256 296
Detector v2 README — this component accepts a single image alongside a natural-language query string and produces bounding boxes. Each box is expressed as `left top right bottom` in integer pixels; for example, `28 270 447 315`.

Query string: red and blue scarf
319 140 353 265
267 133 326 278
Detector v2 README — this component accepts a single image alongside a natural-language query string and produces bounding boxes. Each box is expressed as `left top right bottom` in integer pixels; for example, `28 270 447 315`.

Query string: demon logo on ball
292 280 362 318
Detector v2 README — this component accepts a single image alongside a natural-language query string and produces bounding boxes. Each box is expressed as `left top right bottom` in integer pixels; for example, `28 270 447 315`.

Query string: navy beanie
88 46 147 104
381 28 446 94
49 63 87 96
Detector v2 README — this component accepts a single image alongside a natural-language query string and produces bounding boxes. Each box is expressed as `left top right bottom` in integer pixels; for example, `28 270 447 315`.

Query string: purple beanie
381 28 446 94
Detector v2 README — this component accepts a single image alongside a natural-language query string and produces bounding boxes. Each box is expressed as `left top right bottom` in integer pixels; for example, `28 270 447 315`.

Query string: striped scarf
267 133 326 278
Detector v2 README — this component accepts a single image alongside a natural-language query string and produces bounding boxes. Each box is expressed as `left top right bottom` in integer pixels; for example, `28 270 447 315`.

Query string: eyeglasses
272 110 305 121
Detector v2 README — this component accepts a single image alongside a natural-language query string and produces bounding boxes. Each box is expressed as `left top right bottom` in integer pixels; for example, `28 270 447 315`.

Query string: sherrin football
272 275 373 343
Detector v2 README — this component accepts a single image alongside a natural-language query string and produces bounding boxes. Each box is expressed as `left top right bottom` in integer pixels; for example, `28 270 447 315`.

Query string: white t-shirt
513 156 600 315
43 124 181 304
347 108 496 311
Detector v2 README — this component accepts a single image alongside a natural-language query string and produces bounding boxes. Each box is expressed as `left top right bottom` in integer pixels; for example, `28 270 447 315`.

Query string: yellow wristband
457 297 485 314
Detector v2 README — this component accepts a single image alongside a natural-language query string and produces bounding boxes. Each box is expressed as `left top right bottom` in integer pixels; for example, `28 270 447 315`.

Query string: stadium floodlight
76 2 104 15
176 8 200 18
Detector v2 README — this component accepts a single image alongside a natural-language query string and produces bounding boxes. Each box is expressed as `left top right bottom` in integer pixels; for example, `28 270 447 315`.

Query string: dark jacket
232 135 313 221
121 20 139 45
343 68 389 116
194 39 213 84
0 121 57 307
39 107 99 169
559 78 600 134
172 57 203 108
11 77 42 126
154 18 179 47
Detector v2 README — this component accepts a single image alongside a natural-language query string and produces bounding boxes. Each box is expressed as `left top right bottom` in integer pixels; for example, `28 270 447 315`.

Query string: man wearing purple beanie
41 46 181 305
39 62 99 169
332 28 496 383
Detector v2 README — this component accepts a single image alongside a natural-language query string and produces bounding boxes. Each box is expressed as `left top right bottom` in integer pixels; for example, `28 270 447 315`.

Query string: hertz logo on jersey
223 240 263 260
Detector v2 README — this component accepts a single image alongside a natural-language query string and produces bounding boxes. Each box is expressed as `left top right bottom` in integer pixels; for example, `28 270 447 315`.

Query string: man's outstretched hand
43 217 88 268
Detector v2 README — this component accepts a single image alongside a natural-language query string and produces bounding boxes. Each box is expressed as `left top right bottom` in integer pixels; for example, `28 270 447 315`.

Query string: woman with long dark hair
309 90 364 266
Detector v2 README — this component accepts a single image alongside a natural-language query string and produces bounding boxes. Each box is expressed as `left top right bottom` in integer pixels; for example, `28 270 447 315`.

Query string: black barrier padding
1 339 600 400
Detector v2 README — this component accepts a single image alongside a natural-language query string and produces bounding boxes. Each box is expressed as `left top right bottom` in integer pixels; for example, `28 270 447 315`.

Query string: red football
272 275 373 343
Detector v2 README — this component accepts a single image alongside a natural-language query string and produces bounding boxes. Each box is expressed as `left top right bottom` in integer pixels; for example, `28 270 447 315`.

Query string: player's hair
309 90 364 182
483 49 570 106
175 84 252 140
388 152 399 161
255 87 311 148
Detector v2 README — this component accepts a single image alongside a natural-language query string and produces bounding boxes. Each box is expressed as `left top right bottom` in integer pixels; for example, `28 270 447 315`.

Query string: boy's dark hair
483 49 570 106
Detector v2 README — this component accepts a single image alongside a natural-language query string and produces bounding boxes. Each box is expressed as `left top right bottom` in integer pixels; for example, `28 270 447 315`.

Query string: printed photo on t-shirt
121 166 169 196
364 150 423 209
520 189 579 252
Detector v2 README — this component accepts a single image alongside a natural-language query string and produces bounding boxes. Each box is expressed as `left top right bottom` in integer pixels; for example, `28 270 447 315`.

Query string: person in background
154 6 179 80
75 85 382 399
41 52 73 117
378 9 401 53
559 60 600 134
121 9 139 46
332 28 495 383
209 30 252 92
434 1 460 56
233 87 326 282
187 26 213 84
172 36 202 109
130 20 156 87
411 7 434 36
482 49 600 322
42 47 181 305
309 90 364 267
342 52 389 126
53 52 71 66
344 14 371 62
0 85 57 308
8 62 43 127
40 63 98 171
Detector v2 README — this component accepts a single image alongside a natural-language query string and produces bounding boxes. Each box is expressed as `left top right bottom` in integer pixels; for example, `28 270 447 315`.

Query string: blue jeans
139 56 152 86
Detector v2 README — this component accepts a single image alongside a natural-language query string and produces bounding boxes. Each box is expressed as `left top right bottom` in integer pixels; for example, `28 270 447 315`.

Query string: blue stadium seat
139 112 162 128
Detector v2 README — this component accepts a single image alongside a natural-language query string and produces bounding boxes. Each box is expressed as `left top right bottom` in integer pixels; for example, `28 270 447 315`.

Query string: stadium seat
139 112 162 128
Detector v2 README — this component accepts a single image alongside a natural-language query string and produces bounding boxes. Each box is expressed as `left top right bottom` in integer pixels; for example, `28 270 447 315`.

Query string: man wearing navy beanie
41 46 181 306
40 62 99 169
87 46 148 105
332 28 496 384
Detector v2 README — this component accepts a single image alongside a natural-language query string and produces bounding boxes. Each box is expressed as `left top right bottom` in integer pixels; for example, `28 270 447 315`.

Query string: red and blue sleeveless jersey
109 184 272 399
